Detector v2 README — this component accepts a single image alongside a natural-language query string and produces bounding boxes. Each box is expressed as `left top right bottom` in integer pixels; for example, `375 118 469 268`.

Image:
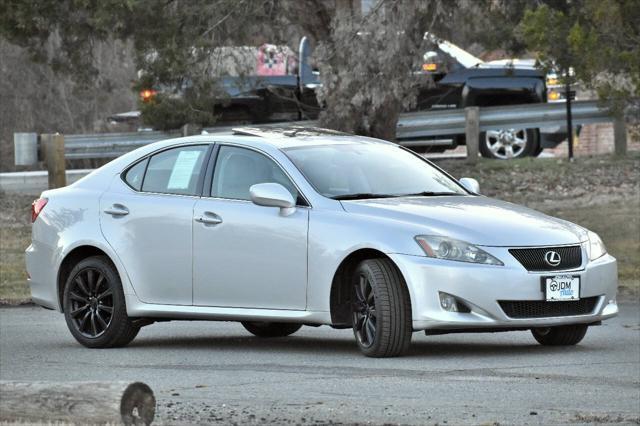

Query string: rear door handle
195 212 223 225
104 204 129 216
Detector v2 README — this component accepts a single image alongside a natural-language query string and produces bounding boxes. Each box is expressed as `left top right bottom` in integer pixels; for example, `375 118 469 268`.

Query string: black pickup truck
136 36 566 159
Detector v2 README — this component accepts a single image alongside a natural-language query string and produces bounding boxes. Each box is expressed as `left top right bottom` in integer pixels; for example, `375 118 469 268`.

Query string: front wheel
531 324 588 346
351 258 412 357
63 256 139 348
479 128 539 159
241 322 302 337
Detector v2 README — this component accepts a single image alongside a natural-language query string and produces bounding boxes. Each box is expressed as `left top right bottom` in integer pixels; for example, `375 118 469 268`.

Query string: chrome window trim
119 142 213 198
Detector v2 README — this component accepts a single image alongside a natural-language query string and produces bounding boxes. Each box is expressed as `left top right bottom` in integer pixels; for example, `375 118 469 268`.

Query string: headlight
587 230 607 261
415 236 503 265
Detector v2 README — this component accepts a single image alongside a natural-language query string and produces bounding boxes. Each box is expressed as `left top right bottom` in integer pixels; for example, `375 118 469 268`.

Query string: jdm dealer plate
543 275 580 301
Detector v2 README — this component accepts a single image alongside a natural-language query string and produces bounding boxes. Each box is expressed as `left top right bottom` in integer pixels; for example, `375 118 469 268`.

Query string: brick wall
548 123 639 157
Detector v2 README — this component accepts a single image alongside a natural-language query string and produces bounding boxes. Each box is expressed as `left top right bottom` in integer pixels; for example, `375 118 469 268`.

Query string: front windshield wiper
331 191 462 200
331 193 400 200
397 191 463 197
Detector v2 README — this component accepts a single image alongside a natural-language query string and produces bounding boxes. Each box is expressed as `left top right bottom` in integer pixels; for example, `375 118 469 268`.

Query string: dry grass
546 200 639 296
0 193 32 303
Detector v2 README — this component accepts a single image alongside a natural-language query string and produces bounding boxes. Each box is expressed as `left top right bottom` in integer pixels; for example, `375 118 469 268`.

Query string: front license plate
544 275 580 301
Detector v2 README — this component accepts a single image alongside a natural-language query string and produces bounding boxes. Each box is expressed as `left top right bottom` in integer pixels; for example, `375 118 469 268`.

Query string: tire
241 322 302 338
63 256 139 348
351 258 412 357
479 128 539 159
531 324 588 346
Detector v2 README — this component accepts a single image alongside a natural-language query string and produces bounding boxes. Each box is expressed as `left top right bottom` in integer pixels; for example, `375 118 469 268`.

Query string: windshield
284 143 467 199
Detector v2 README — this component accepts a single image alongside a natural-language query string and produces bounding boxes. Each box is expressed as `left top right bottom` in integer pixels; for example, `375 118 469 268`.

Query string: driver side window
211 146 302 204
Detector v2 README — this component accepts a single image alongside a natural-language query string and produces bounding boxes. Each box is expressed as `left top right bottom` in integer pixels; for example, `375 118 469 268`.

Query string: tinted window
142 145 208 195
284 143 466 199
211 146 299 202
124 159 148 191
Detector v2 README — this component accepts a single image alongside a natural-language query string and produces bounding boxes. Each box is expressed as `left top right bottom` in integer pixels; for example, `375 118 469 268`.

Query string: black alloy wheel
352 274 377 348
350 258 412 357
67 267 114 338
63 256 139 348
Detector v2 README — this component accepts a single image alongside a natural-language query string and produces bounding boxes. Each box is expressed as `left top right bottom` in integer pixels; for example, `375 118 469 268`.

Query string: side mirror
250 183 296 213
459 177 480 194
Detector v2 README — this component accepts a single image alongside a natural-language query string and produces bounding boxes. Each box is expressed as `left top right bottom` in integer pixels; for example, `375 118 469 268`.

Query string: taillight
31 198 48 223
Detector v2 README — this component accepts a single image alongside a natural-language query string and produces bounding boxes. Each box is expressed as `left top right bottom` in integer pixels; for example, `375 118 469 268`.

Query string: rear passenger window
141 146 208 195
124 159 148 191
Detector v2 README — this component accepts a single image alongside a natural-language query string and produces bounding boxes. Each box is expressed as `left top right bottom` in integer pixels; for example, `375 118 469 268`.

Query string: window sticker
167 150 201 190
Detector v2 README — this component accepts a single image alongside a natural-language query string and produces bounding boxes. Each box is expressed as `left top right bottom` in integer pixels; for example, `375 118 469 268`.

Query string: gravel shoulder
0 304 638 425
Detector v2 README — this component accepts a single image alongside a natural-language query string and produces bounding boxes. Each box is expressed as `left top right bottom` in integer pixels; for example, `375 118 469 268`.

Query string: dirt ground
1 152 638 302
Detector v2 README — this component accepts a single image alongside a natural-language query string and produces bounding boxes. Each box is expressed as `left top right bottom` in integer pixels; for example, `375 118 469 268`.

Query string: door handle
195 212 223 225
104 204 129 216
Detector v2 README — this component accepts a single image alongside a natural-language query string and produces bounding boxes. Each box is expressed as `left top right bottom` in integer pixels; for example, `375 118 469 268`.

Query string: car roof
177 126 393 150
69 125 394 198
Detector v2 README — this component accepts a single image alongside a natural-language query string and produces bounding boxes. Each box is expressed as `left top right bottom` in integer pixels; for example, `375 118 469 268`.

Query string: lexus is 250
26 127 618 357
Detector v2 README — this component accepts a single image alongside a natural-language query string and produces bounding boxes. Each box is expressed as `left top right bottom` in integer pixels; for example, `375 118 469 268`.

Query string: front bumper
389 248 618 331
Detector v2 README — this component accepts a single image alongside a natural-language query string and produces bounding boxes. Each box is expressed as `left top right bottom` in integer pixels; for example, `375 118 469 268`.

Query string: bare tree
283 0 445 140
0 38 137 171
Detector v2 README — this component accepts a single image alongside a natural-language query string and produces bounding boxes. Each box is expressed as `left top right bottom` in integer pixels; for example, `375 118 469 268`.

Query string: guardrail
13 100 626 189
395 100 614 138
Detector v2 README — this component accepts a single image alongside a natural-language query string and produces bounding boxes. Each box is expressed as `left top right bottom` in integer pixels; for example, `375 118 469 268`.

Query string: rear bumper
25 242 60 311
389 249 618 331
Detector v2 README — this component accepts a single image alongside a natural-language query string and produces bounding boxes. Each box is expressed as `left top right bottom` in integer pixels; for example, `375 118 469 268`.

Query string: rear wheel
63 256 139 348
531 324 588 346
479 128 539 159
241 322 302 338
351 258 412 357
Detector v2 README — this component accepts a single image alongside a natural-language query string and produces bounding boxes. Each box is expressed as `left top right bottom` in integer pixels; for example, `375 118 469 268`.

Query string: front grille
509 245 582 271
499 297 599 319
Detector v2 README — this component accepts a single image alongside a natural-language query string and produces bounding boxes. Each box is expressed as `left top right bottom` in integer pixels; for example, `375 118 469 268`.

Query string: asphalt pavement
1 303 639 425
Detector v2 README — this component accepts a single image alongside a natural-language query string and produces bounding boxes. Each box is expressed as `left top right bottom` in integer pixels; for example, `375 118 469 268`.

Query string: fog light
439 292 459 312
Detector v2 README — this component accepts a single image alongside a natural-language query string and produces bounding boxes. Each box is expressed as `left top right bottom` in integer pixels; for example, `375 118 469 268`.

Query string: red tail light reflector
31 198 48 223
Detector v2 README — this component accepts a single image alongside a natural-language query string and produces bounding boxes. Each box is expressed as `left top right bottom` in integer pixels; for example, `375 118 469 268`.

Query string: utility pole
565 70 574 160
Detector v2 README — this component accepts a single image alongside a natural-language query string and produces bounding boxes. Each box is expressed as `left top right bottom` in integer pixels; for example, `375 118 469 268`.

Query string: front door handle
104 204 129 216
195 212 223 225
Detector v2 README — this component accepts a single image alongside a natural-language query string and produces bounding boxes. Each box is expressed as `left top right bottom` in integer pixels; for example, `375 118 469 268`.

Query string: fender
306 208 429 316
56 239 139 306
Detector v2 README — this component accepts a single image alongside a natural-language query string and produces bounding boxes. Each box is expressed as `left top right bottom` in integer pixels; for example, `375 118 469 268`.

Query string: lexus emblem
544 250 561 267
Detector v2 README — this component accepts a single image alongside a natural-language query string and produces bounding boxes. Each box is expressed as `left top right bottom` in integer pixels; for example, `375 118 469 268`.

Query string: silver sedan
26 127 618 357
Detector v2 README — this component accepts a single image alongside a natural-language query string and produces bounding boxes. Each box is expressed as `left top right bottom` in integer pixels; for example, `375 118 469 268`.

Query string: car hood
341 196 587 247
